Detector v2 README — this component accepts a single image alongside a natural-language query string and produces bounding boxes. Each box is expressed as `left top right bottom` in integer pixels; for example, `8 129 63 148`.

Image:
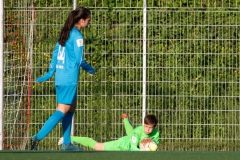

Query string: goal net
3 1 34 150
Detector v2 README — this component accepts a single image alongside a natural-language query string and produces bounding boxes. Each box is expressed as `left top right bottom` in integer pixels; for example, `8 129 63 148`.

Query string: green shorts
103 137 131 151
104 139 122 151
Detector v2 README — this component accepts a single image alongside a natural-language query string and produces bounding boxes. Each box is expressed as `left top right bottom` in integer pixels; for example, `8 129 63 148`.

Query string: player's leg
122 113 134 136
62 99 76 145
70 136 100 150
60 88 83 150
103 140 122 151
59 110 83 150
30 85 76 150
62 111 74 145
61 102 77 151
94 143 104 150
30 108 66 150
58 136 115 151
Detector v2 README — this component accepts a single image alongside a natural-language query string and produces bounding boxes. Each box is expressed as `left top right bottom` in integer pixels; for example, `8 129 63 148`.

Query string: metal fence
2 0 240 151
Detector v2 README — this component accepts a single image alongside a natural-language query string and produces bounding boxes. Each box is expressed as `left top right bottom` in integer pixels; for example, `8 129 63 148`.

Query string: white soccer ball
139 138 158 151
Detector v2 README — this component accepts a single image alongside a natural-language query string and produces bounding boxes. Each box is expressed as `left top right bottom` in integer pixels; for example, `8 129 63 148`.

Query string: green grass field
1 151 240 160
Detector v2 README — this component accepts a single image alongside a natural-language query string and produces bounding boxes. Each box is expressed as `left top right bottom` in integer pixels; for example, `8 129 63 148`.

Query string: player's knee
94 142 104 150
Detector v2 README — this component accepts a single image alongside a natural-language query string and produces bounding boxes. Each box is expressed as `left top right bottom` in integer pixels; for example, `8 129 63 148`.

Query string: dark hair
144 115 158 127
58 7 91 46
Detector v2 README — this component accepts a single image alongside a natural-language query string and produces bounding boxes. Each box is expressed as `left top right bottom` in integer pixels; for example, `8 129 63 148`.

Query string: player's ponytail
58 7 90 46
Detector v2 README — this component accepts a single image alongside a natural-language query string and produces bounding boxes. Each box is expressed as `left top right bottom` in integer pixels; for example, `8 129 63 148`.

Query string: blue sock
62 112 74 144
36 110 65 140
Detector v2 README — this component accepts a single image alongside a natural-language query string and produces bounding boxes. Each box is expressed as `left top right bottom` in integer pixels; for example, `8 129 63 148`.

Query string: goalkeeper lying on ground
58 114 160 151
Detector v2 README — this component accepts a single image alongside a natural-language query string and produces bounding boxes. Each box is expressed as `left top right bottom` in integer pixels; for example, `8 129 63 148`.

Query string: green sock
124 118 134 136
71 136 97 149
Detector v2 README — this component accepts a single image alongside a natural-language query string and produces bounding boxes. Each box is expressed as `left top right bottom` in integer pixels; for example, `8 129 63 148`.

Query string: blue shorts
55 85 77 105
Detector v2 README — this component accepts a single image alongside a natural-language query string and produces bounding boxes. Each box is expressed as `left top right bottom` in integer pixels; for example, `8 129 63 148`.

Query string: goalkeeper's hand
141 138 152 146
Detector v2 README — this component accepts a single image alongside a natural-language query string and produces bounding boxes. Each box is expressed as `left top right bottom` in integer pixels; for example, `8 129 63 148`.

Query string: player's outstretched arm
122 113 134 136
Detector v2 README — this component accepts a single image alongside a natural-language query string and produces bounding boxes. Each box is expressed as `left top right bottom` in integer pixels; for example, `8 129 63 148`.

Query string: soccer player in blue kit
30 7 94 151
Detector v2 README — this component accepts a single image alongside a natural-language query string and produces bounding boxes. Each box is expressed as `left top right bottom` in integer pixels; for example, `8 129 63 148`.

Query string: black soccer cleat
30 136 39 150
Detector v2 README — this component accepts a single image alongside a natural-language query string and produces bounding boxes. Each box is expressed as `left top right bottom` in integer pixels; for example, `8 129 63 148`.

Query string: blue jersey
37 27 94 85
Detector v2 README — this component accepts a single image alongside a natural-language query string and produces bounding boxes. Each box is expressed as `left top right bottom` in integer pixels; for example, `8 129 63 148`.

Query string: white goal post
0 0 4 151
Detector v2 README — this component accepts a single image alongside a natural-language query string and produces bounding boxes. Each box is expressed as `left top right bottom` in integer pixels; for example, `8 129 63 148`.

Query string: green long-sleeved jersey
104 126 159 151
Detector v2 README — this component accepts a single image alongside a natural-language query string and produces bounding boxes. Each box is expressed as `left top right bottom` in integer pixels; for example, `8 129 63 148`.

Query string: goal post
71 0 78 137
0 0 4 151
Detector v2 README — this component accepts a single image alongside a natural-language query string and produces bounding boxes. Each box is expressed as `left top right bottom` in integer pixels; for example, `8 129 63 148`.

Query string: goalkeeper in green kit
58 114 159 151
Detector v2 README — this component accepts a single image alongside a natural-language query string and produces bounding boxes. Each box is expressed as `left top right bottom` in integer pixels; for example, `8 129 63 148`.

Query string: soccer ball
139 138 158 151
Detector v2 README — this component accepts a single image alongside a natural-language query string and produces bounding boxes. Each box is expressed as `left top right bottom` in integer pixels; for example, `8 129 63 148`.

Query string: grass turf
1 151 240 160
